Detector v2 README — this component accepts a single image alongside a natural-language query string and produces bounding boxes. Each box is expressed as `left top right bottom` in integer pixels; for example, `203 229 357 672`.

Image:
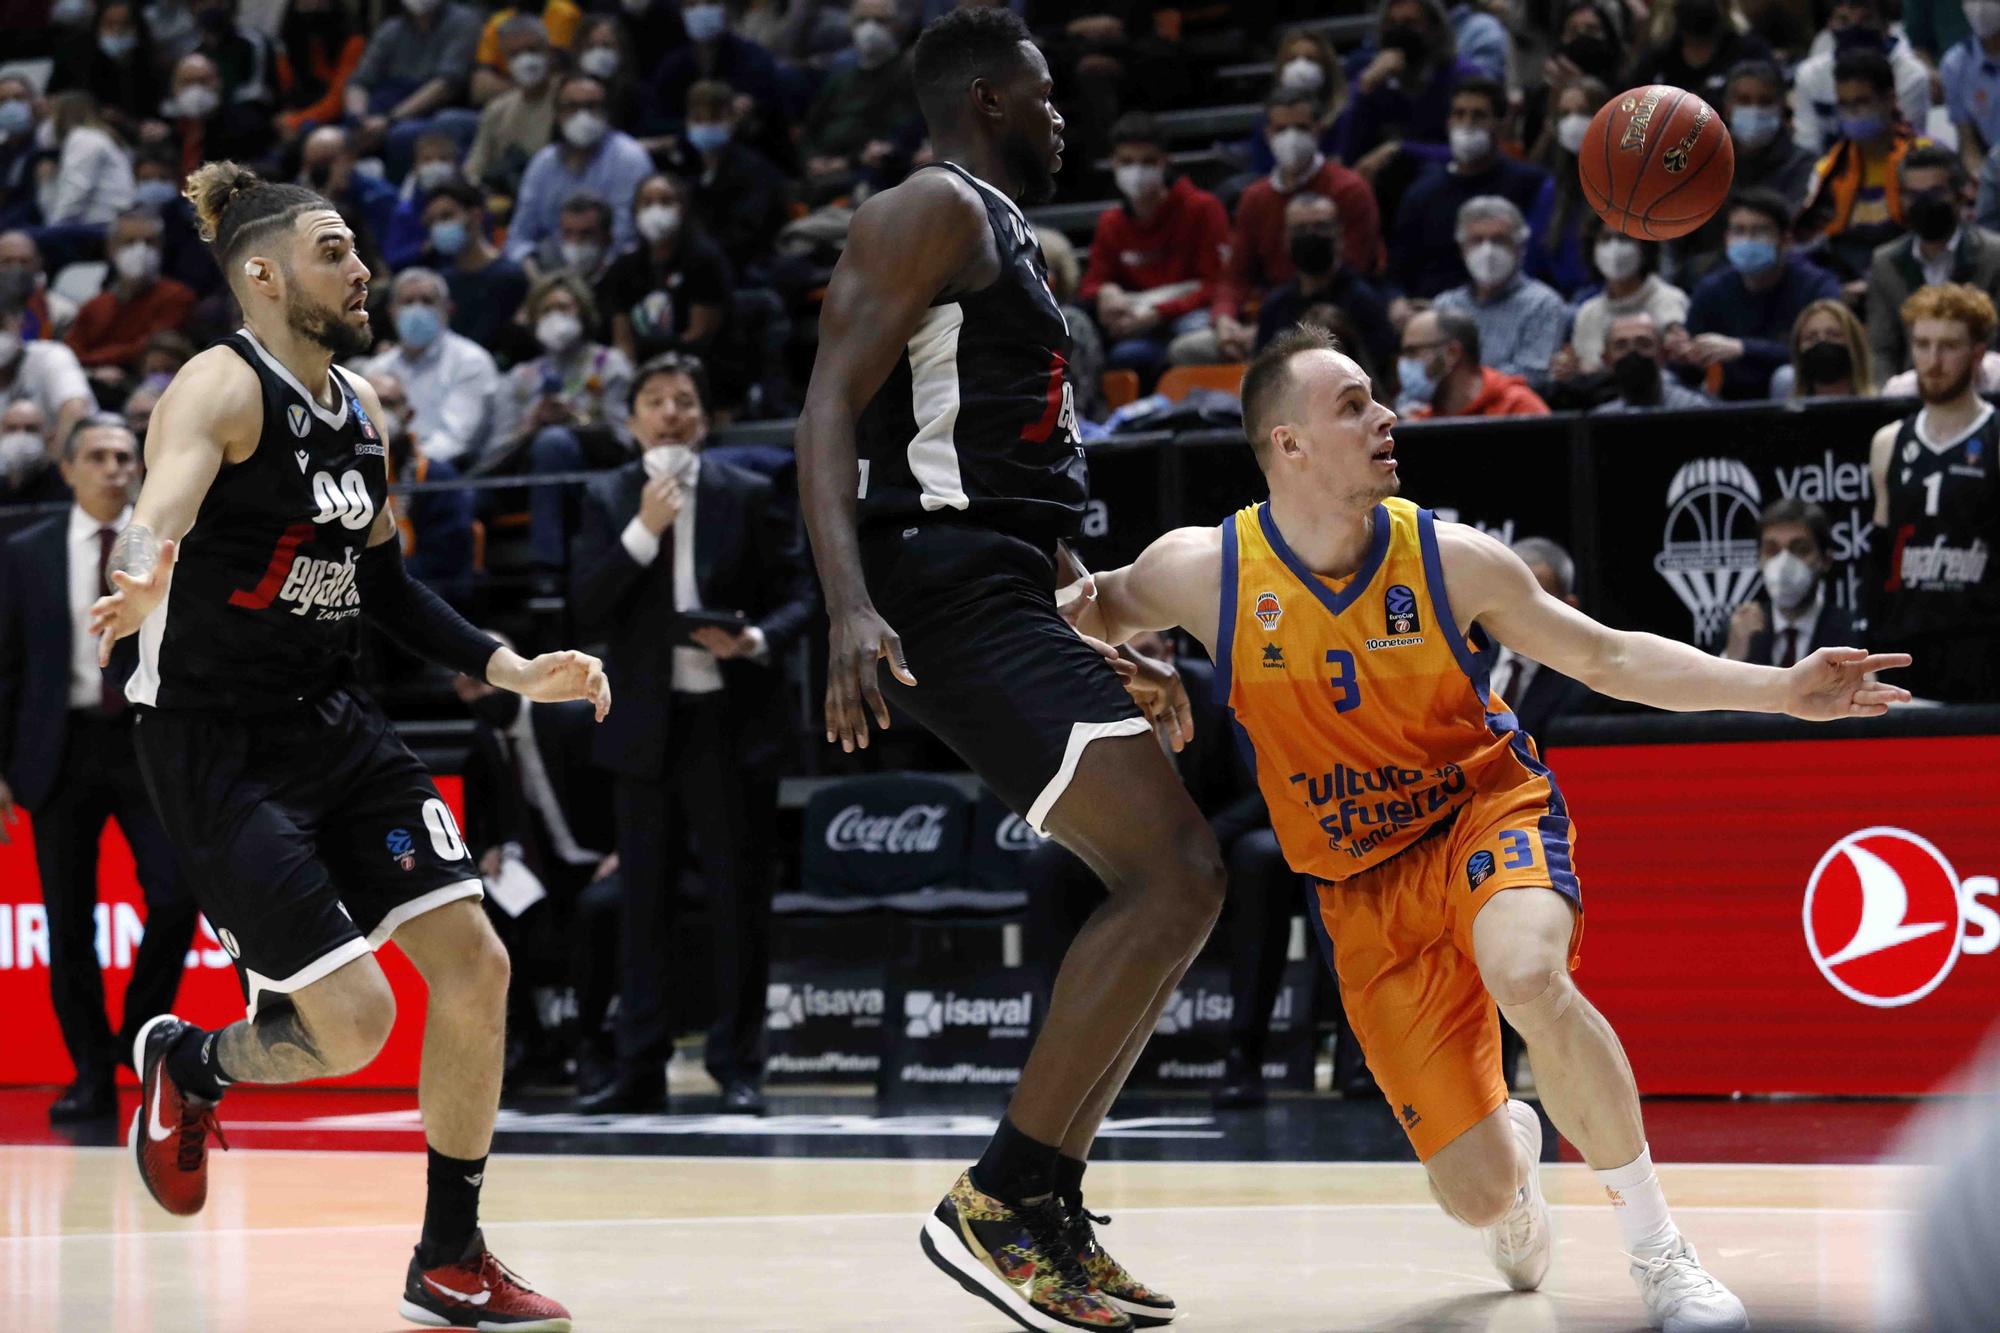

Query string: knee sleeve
1496 968 1577 1040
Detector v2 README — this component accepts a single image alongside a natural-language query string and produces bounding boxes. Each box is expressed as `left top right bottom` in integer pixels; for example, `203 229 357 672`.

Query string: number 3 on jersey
311 469 374 530
1325 649 1362 714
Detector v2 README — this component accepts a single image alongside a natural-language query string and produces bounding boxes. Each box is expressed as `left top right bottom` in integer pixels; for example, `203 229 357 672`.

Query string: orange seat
1101 369 1141 410
1156 362 1247 402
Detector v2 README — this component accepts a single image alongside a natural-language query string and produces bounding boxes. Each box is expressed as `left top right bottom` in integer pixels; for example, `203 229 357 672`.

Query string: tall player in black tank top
797 12 1212 1330
88 163 604 1331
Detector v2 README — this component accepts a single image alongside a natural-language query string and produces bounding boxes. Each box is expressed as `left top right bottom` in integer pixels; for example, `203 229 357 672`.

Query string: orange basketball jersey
1218 497 1575 887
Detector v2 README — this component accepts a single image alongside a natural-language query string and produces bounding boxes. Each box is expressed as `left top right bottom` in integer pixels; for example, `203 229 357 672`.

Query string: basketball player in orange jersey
1063 325 1913 1332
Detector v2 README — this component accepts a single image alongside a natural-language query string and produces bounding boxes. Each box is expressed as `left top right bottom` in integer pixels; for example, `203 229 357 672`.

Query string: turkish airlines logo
1803 828 1999 1008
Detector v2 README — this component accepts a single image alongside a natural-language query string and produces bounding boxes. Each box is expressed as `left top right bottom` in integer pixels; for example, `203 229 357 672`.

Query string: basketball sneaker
1482 1099 1553 1291
1066 1202 1177 1325
919 1169 1130 1331
129 1013 228 1217
1630 1236 1750 1331
399 1229 572 1331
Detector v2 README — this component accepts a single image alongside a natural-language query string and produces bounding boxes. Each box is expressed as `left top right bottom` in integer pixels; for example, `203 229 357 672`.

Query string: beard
1919 362 1976 404
1002 128 1058 206
286 282 372 358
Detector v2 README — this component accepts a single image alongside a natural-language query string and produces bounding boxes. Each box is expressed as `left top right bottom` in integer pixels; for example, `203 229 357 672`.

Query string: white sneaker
1630 1236 1750 1331
1482 1099 1552 1291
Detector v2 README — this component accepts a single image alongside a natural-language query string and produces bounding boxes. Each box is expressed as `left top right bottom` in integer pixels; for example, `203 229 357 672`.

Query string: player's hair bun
183 161 265 244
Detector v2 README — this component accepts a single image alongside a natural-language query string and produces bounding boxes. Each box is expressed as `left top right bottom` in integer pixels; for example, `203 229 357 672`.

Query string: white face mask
1556 112 1592 154
508 51 550 88
536 310 582 352
578 46 619 80
1761 551 1820 612
1279 57 1325 92
642 441 695 479
851 18 899 68
636 203 682 243
0 330 20 367
562 111 607 149
1270 126 1317 172
1113 162 1165 203
1969 0 2000 38
1464 238 1516 287
174 85 219 120
1593 236 1642 281
1448 125 1493 165
0 429 43 480
113 241 159 282
558 240 603 273
414 160 457 193
404 0 440 16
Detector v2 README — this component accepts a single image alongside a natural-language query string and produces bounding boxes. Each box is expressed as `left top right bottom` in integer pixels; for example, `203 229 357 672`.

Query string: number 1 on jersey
1325 649 1362 714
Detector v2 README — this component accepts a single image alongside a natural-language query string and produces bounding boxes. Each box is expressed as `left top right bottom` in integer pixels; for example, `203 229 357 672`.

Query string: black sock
1055 1154 1087 1212
163 1026 233 1103
418 1147 487 1267
970 1116 1059 1205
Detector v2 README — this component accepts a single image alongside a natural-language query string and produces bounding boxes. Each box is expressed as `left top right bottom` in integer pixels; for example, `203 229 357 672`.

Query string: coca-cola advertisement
764 962 887 1086
824 803 951 855
966 792 1048 908
1127 961 1317 1091
788 775 973 914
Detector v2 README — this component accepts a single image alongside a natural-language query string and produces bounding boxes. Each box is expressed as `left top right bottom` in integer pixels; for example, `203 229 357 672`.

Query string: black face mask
1798 340 1853 385
1833 24 1886 52
469 691 522 729
1907 193 1958 243
1612 351 1662 402
1288 231 1337 277
1561 32 1620 80
1381 22 1430 64
1676 0 1722 37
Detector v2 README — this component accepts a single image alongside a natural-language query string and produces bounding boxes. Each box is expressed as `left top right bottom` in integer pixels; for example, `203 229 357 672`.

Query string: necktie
1775 628 1798 669
96 526 125 714
1491 654 1516 703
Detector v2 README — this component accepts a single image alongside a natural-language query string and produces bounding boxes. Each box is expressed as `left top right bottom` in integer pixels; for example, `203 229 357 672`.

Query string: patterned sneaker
1482 1099 1552 1291
128 1014 228 1217
1066 1201 1178 1325
1630 1235 1750 1331
919 1169 1130 1331
399 1229 573 1331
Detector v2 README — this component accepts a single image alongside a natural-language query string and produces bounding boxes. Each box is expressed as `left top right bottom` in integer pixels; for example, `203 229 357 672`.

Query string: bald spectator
65 211 195 391
1592 312 1716 413
358 267 499 467
1434 195 1569 387
464 15 559 194
0 277 97 466
345 0 486 181
1488 537 1596 736
509 76 653 261
1401 307 1550 418
0 233 79 340
300 124 398 260
1254 192 1395 374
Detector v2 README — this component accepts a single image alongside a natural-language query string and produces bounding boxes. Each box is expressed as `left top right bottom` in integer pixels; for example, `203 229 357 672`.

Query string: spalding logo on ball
1578 84 1735 240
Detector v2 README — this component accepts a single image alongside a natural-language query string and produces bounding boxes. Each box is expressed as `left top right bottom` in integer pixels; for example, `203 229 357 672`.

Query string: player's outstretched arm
1062 526 1225 658
795 173 987 752
88 348 260 663
1440 522 1913 719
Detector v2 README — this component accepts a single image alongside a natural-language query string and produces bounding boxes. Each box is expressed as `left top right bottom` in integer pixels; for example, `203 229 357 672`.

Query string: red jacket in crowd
65 278 196 371
1215 158 1382 322
1412 366 1550 419
1079 176 1231 323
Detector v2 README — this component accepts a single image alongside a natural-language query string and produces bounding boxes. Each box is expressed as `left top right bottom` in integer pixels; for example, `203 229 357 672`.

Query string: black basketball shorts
134 686 482 1018
862 523 1149 832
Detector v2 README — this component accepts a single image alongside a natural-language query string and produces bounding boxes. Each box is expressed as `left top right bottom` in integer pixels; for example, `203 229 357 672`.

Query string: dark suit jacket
1741 597 1858 667
0 514 138 809
462 698 617 881
569 456 816 782
1511 662 1593 740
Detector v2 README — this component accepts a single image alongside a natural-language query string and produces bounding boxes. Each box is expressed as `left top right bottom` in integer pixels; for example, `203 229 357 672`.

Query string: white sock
1595 1145 1677 1257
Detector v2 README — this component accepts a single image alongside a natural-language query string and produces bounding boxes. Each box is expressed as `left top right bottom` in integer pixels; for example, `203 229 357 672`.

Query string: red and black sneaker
400 1230 572 1331
129 1013 228 1217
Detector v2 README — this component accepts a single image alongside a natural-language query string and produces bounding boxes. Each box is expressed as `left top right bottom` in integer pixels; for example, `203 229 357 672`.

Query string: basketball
1578 84 1735 241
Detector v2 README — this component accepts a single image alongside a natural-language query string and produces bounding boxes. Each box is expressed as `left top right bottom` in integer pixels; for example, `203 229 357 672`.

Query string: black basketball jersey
854 160 1086 548
1875 403 2000 645
128 329 389 711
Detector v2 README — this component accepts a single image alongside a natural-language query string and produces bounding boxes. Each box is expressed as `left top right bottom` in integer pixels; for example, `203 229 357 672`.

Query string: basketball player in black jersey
88 162 605 1331
798 11 1213 1330
1868 283 2000 703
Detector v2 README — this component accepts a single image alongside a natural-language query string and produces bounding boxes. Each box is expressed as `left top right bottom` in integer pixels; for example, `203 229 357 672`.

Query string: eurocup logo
1803 827 1999 1008
1654 458 1763 644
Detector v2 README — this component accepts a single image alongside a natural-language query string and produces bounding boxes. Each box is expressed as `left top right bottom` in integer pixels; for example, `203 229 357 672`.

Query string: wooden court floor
2 1145 1911 1331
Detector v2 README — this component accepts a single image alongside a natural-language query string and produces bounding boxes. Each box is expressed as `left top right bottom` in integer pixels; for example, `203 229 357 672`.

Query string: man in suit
1865 144 2000 376
455 638 618 1091
567 353 815 1115
1488 537 1596 738
1722 498 1856 666
0 414 193 1122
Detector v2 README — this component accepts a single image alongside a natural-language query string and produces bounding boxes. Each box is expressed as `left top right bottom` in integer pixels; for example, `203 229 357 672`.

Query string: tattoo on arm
215 1004 332 1084
108 523 160 580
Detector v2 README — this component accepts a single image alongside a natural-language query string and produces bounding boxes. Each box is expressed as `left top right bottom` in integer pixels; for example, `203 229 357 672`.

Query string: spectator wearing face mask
158 53 275 181
1627 0 1771 106
1562 219 1690 374
1401 307 1551 417
1945 0 2000 179
63 209 194 392
1791 0 1931 154
370 370 480 603
1338 0 1488 190
380 131 468 270
297 123 397 265
0 77 43 232
1773 297 1877 398
1798 48 1935 284
1544 1 1626 93
38 92 135 229
1721 498 1853 663
0 231 79 341
0 399 60 503
1393 77 1555 299
572 17 646 142
1201 88 1381 363
666 80 791 279
1077 113 1228 384
598 172 733 367
468 2 582 107
533 192 618 287
464 15 560 194
1526 74 1609 296
0 275 98 456
510 75 653 261
1864 144 2000 374
1676 188 1840 399
274 0 367 143
642 2 787 148
1673 60 1820 278
1254 192 1396 373
358 267 500 466
50 0 165 138
187 0 281 113
1433 195 1569 386
1242 28 1347 177
1590 311 1716 413
421 180 531 353
799 0 920 186
344 0 485 180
